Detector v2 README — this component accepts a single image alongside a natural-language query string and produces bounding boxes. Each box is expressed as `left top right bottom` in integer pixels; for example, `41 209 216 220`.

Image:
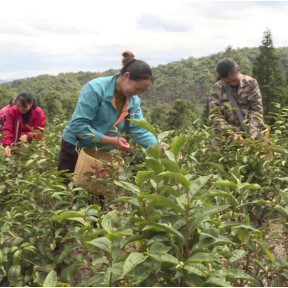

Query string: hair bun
122 50 135 66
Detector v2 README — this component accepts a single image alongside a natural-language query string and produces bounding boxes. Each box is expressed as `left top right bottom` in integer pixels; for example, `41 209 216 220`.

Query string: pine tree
252 28 285 114
201 93 210 126
150 102 168 130
223 45 242 67
166 99 199 130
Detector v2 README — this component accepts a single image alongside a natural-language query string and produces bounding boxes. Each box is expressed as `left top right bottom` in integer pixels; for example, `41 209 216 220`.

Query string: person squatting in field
2 91 46 156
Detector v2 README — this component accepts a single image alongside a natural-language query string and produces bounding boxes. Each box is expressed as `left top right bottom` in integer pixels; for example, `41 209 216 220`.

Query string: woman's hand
159 142 167 153
20 134 28 142
4 146 12 156
231 133 244 142
100 136 130 151
160 141 183 160
112 137 130 151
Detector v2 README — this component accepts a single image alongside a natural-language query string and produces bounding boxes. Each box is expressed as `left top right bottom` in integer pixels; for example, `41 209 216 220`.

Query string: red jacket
2 105 46 146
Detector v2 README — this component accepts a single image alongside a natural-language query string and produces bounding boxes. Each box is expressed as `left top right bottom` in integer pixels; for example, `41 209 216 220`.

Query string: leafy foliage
0 104 287 286
0 28 288 287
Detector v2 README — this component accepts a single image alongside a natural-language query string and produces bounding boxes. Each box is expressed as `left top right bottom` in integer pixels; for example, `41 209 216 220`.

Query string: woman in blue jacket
58 51 158 173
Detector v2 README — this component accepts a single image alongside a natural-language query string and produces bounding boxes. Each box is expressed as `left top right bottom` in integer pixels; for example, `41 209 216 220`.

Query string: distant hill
0 79 12 84
1 47 288 110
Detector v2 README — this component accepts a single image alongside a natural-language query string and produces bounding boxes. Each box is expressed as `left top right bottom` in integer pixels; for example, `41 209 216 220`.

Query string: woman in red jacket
2 91 46 156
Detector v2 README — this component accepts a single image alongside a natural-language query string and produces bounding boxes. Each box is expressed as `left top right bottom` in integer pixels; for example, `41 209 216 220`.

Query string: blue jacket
62 73 157 149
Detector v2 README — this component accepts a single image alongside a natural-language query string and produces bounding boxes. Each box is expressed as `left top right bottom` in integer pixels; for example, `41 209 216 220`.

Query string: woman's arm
129 97 157 148
2 109 15 146
25 108 46 140
69 83 106 143
248 79 264 139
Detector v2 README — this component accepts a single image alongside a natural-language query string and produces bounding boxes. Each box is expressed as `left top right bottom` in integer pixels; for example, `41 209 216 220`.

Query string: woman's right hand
101 136 130 151
111 137 130 151
231 133 244 142
101 135 130 151
4 146 12 156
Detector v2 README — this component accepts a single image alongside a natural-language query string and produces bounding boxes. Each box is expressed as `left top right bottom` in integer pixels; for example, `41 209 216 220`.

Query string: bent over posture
209 57 264 142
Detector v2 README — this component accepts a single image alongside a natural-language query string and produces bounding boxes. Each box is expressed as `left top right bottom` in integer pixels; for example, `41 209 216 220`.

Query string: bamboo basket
258 128 274 161
73 147 123 196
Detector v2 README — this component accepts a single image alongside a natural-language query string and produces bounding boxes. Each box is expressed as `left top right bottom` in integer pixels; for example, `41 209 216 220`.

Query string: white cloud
0 0 288 79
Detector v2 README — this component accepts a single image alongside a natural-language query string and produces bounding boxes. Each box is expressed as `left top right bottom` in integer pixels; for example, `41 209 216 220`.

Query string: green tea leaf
158 131 174 143
170 135 186 158
237 183 261 191
267 146 288 154
205 276 232 287
60 261 86 284
145 252 179 265
13 250 22 265
128 119 156 137
229 250 247 264
52 211 83 221
123 252 148 276
206 162 229 178
107 228 133 241
147 145 161 159
203 190 233 200
136 171 154 187
274 204 288 218
145 159 164 175
212 269 259 284
186 252 219 263
102 210 117 233
254 238 274 263
43 270 57 287
114 181 140 196
280 189 288 205
190 237 232 254
212 180 237 189
235 228 250 244
189 175 213 198
8 265 20 285
161 159 181 173
183 265 205 277
58 243 81 262
140 221 185 242
236 198 268 208
88 237 111 252
158 172 190 190
120 235 146 249
144 194 185 214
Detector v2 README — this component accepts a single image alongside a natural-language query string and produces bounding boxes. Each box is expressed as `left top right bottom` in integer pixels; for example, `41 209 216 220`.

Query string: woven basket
259 128 274 161
73 147 123 195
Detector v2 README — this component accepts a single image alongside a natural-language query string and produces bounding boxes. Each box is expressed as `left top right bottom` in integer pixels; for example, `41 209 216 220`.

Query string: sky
0 0 287 80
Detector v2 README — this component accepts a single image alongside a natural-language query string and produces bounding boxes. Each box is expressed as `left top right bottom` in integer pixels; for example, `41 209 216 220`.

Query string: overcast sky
0 0 287 79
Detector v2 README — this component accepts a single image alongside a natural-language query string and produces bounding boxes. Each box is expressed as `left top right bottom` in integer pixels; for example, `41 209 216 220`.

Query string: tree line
1 28 288 130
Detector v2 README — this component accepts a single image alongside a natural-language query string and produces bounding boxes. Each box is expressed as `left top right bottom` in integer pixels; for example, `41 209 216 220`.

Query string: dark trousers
58 138 79 173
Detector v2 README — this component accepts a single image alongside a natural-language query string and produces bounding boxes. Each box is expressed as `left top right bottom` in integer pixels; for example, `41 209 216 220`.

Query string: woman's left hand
20 134 28 142
4 146 12 156
159 142 167 153
160 142 183 160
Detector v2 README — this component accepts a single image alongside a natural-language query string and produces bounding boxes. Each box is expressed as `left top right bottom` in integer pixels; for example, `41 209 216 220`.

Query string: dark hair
8 98 15 106
216 57 239 79
120 51 152 81
16 91 37 109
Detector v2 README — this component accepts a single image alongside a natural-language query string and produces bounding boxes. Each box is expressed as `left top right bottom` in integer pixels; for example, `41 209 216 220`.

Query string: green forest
1 29 288 129
0 28 288 287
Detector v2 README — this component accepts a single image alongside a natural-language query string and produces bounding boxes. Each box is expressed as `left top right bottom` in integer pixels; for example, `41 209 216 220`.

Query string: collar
104 73 135 111
238 74 249 88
